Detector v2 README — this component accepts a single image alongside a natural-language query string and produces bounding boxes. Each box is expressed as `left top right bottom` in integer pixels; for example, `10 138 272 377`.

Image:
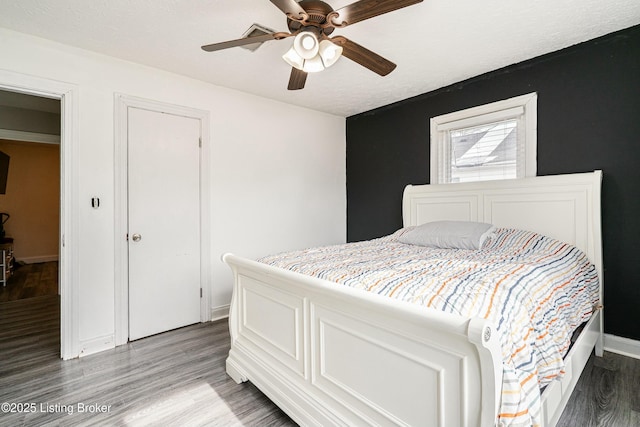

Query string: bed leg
595 308 604 357
595 334 604 357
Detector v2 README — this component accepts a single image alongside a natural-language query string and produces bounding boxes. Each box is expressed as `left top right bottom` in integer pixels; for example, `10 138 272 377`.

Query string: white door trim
0 69 80 360
114 94 211 346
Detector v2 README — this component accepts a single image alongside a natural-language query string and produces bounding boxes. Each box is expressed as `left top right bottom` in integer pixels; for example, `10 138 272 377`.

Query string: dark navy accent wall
346 25 640 340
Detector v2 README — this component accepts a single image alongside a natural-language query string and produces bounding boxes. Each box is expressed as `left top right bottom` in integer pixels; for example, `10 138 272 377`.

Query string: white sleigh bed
223 171 603 427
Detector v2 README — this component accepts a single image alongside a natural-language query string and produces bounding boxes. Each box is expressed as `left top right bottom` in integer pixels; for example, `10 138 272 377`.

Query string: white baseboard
211 304 229 322
603 333 640 360
17 255 59 264
80 306 228 358
79 334 115 357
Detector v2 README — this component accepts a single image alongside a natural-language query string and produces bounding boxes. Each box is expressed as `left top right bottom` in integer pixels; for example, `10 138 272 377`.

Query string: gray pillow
398 221 495 250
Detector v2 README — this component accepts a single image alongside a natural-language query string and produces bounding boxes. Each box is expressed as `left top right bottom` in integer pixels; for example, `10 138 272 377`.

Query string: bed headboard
403 171 603 282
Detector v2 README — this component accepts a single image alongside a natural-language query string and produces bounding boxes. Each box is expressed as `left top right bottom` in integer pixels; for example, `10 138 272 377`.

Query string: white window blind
430 93 537 184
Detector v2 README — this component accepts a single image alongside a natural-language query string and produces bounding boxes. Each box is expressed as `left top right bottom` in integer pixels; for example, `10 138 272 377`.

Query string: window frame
430 92 537 184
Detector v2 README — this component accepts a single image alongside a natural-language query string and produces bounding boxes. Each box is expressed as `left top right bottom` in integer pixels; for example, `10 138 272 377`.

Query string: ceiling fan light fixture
293 32 320 59
301 55 325 73
282 47 325 73
318 40 342 68
283 33 342 73
282 46 305 69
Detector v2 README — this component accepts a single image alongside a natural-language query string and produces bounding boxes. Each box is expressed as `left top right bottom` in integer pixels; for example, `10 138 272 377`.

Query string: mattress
258 227 600 427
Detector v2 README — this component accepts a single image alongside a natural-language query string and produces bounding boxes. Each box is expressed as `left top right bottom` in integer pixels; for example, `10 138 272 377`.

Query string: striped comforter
258 227 600 427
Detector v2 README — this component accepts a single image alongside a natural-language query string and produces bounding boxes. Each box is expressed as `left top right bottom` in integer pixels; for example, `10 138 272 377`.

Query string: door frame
0 69 80 360
114 94 211 346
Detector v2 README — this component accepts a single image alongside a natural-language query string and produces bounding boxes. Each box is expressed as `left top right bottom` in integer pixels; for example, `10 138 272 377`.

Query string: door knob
132 233 142 242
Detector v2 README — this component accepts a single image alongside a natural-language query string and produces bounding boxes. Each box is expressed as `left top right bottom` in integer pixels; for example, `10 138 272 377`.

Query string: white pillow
398 221 495 250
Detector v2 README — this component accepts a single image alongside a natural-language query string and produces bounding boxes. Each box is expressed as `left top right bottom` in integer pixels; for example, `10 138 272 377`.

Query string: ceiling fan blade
270 0 308 19
331 36 396 76
288 67 308 90
201 33 288 52
331 0 423 27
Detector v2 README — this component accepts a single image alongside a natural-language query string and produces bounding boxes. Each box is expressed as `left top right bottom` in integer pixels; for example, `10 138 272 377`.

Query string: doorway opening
0 70 79 360
0 89 61 358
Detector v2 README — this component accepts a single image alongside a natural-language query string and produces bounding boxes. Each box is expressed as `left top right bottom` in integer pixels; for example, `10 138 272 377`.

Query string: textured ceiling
0 0 638 117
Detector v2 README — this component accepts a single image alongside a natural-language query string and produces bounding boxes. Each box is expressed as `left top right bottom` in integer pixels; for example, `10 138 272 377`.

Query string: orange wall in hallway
0 139 59 262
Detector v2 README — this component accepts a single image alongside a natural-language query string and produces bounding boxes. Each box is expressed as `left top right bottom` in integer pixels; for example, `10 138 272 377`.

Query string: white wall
0 105 60 135
0 28 346 354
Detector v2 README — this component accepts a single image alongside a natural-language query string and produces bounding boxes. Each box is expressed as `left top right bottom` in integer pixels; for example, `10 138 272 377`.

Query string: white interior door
128 107 201 341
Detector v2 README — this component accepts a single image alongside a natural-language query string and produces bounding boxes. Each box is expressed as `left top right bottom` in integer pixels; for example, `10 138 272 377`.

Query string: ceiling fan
201 0 424 90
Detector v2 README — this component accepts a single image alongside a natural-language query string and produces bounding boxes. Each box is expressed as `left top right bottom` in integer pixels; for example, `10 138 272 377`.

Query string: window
430 93 537 184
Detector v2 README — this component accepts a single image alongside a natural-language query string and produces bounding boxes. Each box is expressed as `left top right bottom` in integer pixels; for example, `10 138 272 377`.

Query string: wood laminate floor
0 261 58 302
1 294 639 426
0 295 295 427
556 349 640 427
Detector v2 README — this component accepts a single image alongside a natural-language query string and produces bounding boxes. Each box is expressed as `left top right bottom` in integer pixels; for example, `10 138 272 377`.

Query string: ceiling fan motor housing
287 0 335 36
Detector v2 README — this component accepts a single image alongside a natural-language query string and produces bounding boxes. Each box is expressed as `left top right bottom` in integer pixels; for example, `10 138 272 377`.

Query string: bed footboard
223 253 503 427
